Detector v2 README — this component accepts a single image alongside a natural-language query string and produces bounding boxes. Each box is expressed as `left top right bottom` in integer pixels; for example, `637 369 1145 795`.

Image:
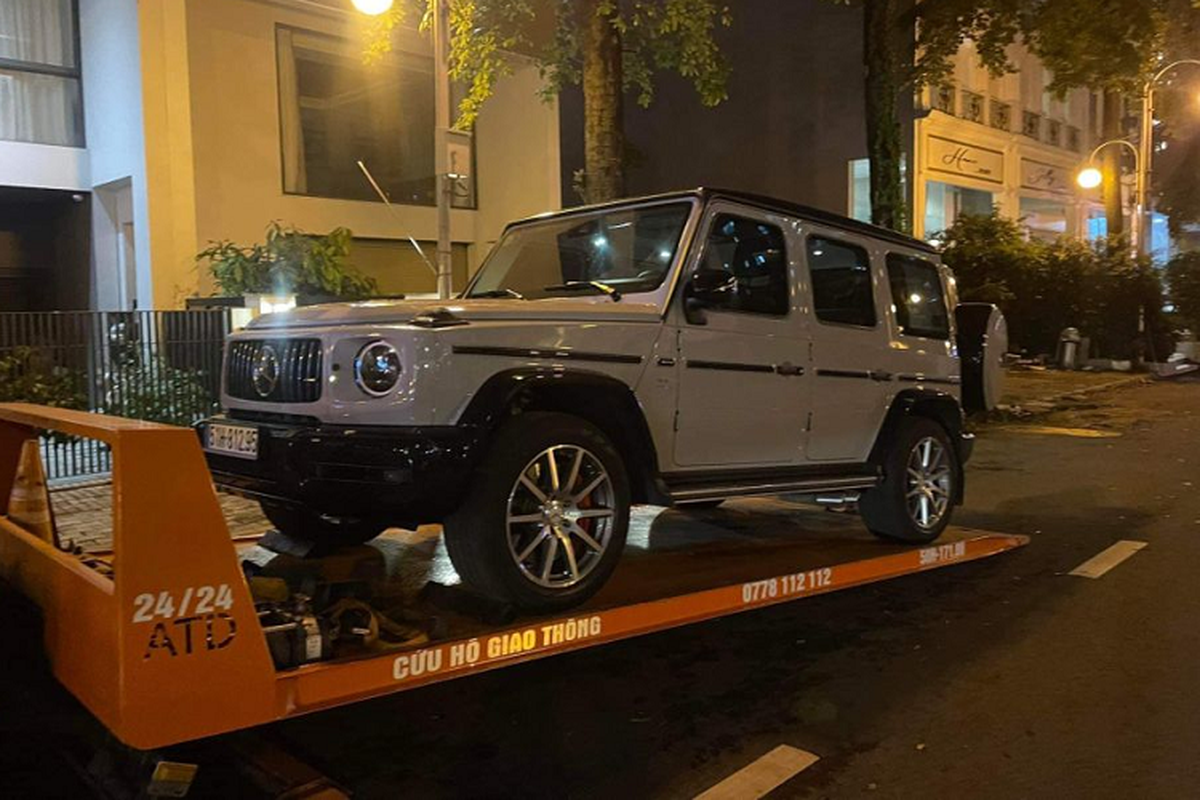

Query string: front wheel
443 412 630 613
859 418 958 543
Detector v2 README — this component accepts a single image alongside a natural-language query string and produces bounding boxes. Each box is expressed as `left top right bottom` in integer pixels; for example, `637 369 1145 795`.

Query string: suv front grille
226 339 323 403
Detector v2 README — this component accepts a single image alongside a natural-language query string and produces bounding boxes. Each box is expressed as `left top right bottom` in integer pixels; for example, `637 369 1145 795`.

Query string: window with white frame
276 26 474 208
0 0 83 147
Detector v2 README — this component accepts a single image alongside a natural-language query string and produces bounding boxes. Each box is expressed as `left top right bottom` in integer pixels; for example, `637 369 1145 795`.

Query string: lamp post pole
1137 59 1200 258
432 0 454 299
1079 139 1141 252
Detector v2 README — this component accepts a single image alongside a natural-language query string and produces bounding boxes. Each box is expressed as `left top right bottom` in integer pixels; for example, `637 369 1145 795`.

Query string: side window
693 214 789 316
806 236 876 327
885 253 950 340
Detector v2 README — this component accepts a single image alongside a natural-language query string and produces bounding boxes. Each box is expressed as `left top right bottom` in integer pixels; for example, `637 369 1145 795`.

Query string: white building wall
78 0 155 310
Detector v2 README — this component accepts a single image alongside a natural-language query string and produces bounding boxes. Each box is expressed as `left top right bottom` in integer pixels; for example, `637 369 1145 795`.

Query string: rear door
802 226 893 462
670 205 810 467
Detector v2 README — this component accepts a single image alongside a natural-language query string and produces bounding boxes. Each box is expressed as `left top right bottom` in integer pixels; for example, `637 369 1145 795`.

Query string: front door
672 207 809 467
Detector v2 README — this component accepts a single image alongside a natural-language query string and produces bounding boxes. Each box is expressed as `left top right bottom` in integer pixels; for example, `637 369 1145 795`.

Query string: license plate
205 422 259 460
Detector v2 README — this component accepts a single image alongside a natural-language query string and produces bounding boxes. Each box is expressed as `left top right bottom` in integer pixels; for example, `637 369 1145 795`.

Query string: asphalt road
2 379 1198 798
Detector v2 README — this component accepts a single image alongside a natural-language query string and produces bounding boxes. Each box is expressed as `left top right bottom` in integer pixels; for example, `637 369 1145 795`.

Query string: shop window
847 157 906 226
934 84 956 114
1019 196 1067 241
696 214 789 316
923 181 994 240
0 0 83 147
1047 120 1062 147
276 26 474 208
807 236 876 327
962 91 984 123
885 254 950 340
1067 126 1081 153
1022 111 1042 140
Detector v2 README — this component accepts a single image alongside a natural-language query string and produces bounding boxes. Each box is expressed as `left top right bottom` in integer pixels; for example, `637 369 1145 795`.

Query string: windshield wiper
543 280 623 302
470 288 525 299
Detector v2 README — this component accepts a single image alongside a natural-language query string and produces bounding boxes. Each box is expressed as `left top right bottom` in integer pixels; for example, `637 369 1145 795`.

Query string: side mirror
683 271 735 325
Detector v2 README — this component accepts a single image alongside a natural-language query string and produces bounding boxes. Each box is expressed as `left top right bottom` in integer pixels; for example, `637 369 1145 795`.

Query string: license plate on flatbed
205 422 259 460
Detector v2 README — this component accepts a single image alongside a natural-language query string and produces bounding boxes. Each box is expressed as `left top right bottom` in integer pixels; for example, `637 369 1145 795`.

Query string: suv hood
248 297 663 330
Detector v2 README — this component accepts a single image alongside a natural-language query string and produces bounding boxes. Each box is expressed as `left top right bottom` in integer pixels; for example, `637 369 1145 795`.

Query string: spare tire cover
955 303 1008 413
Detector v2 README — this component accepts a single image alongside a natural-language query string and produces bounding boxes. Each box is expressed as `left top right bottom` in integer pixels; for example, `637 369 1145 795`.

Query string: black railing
0 310 232 482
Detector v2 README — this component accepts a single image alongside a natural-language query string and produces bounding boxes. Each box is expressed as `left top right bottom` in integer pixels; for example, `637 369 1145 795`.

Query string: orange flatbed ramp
0 404 1027 751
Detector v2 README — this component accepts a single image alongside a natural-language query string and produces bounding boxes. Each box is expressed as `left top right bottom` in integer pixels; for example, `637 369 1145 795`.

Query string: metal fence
0 310 232 482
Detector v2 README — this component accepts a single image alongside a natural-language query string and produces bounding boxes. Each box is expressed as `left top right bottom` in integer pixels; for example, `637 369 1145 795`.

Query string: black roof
508 187 938 255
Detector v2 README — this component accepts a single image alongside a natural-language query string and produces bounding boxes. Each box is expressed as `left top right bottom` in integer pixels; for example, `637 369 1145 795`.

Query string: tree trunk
1102 89 1125 236
863 0 906 232
581 0 625 203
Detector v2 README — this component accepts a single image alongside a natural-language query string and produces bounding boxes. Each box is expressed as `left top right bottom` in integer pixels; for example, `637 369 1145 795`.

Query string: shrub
1166 251 1200 334
101 351 217 428
940 211 1172 360
0 348 86 409
197 222 379 300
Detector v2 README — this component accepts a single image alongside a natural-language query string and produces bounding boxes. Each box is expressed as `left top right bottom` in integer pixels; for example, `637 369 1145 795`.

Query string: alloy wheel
905 436 952 530
506 444 616 589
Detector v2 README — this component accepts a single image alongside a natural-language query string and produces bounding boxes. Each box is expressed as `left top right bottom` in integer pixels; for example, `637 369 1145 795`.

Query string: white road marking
694 745 819 800
1069 540 1147 579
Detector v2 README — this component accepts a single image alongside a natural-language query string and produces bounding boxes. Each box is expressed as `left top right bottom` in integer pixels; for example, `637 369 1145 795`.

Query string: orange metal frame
0 403 1028 751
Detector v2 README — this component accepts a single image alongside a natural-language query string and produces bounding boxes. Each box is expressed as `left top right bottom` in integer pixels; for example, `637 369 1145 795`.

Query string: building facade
899 41 1103 243
560 2 1121 250
0 0 561 312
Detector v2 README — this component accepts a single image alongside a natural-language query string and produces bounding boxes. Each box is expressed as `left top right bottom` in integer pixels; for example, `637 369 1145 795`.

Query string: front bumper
196 414 485 525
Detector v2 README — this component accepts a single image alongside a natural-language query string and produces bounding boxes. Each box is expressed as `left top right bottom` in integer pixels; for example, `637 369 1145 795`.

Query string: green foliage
0 348 86 409
197 223 377 300
1166 251 1200 333
365 0 731 130
940 211 1173 359
101 349 217 428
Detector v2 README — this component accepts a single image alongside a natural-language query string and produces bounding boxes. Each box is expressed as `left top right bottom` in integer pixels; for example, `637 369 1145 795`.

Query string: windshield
466 201 693 300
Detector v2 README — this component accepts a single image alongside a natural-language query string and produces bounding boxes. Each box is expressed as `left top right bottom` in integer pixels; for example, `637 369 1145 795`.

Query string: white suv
200 189 1003 613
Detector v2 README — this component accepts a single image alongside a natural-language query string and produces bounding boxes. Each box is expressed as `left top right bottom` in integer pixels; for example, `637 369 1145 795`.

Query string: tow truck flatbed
0 403 1026 752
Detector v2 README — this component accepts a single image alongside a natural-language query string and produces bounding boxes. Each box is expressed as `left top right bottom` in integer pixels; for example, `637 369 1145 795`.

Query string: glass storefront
923 180 994 240
1019 196 1068 241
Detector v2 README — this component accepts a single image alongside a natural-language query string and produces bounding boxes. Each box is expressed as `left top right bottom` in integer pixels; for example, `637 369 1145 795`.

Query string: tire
677 499 725 510
956 303 1008 413
260 501 385 549
443 412 631 613
859 418 958 544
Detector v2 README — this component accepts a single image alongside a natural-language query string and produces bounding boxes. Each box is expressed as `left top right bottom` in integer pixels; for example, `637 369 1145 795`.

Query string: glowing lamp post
354 0 454 300
1077 139 1141 252
351 0 393 15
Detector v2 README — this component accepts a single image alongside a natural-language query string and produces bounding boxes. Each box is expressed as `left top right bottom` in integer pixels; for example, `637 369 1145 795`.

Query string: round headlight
354 341 401 396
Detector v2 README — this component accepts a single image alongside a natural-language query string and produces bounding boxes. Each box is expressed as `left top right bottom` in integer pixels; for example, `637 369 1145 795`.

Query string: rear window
806 236 876 327
885 254 950 340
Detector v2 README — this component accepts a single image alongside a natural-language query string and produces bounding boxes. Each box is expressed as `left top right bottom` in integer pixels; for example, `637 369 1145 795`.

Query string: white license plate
205 422 259 460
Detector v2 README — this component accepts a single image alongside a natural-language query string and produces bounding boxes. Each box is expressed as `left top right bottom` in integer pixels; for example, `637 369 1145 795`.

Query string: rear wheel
443 412 630 613
259 502 385 549
860 418 958 544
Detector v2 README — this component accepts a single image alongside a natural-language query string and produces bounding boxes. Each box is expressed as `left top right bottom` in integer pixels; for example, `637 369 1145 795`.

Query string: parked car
198 188 1005 612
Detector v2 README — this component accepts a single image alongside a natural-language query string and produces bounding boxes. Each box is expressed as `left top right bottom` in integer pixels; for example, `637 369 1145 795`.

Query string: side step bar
668 475 879 503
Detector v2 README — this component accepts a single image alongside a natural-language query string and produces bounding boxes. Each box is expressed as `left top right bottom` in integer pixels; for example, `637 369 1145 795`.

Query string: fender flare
457 367 668 505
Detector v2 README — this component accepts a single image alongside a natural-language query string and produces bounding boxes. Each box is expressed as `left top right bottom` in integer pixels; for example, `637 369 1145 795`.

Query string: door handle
775 362 805 377
869 369 894 382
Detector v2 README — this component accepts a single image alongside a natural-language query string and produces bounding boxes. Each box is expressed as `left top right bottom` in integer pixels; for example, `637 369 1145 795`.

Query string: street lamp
354 0 454 299
1137 59 1200 256
351 0 393 15
1077 139 1141 250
